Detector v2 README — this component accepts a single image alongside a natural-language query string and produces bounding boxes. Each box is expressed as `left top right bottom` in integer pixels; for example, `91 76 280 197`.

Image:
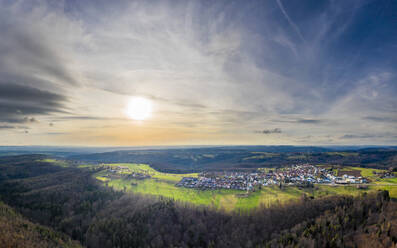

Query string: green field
243 152 280 160
326 152 359 157
96 163 397 212
40 158 70 167
337 166 397 184
102 163 198 182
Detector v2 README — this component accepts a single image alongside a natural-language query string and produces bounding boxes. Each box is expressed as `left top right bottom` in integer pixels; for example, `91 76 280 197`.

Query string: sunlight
126 97 152 121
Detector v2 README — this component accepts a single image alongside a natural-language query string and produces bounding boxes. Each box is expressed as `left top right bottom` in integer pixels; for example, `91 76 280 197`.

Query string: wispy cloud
0 125 29 130
340 133 397 140
276 0 306 43
0 125 16 129
271 118 328 124
254 128 282 134
363 116 397 123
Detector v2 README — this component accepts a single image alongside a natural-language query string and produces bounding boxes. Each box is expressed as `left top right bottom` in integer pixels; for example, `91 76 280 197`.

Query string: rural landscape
1 146 397 247
88 149 397 211
1 0 397 247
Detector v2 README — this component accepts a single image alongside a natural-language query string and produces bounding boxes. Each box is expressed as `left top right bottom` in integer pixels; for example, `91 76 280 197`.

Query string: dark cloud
0 4 76 127
0 83 68 124
23 117 38 123
0 125 15 129
296 119 323 124
340 133 397 140
271 118 326 124
0 125 29 130
0 83 66 105
2 116 39 124
363 116 397 123
341 134 383 139
255 128 282 134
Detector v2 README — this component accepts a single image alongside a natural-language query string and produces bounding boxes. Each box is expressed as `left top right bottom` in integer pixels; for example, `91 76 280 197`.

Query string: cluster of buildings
102 165 151 180
176 164 369 191
373 170 395 178
106 165 130 173
176 175 251 191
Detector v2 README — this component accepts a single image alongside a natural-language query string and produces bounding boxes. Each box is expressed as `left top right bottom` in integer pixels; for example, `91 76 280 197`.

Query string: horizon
0 0 396 146
1 144 396 150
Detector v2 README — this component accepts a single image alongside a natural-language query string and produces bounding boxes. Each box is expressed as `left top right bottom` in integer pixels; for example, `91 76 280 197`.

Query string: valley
91 162 397 211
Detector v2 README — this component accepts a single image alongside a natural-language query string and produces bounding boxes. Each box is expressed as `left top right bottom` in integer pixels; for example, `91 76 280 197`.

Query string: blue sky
0 0 396 146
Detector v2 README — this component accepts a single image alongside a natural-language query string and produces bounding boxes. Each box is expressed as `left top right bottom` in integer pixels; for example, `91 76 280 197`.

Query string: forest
0 201 81 248
0 154 397 247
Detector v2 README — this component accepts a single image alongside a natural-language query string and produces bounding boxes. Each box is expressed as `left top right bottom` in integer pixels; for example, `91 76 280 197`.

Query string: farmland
95 163 397 211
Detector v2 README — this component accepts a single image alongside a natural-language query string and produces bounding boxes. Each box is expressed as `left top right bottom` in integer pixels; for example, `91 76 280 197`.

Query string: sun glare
126 97 152 121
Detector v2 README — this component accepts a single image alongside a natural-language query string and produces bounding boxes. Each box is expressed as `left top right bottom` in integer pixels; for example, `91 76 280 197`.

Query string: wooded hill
69 147 397 173
0 201 81 248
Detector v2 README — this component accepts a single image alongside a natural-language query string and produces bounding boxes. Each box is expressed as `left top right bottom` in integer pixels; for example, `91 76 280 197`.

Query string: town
176 165 371 191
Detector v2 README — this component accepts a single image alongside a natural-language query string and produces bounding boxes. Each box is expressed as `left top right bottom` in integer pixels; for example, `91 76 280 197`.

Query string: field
335 166 397 184
95 163 397 212
100 163 198 182
39 158 70 167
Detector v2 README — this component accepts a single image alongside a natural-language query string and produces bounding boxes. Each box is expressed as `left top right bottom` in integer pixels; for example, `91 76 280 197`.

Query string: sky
0 0 396 146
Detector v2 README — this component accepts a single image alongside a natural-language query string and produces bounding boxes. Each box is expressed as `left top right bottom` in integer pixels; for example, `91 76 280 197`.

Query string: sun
126 97 152 121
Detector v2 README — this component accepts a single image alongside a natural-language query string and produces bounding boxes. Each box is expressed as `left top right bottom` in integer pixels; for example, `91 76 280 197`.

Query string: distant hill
69 146 397 173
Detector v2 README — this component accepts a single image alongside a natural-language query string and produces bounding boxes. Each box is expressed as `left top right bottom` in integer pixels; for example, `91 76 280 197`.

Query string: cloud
52 116 127 121
255 128 282 134
0 3 79 87
340 133 397 140
363 116 397 123
0 83 68 124
0 125 16 129
296 119 323 124
276 0 306 43
340 134 372 139
271 118 326 124
46 132 67 135
23 117 38 123
0 1 78 128
0 125 29 130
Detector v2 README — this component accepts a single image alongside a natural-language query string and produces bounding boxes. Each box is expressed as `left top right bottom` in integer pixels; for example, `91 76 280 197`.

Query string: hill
69 146 397 173
0 201 81 248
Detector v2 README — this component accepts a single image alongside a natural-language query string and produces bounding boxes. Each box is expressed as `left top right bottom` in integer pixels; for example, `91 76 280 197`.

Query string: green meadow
39 158 70 167
95 163 397 212
102 163 198 181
